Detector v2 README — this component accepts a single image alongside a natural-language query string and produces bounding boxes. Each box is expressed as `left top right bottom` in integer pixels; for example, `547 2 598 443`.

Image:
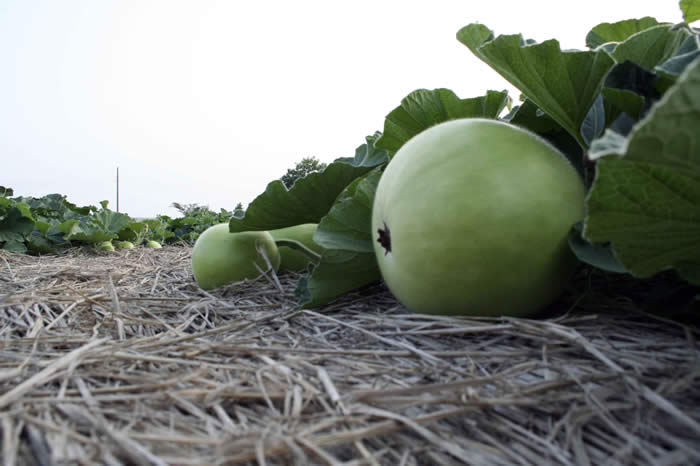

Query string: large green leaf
257 168 386 309
294 169 383 309
314 169 380 253
142 218 175 243
657 33 700 78
585 17 661 49
601 87 645 120
295 250 381 309
93 209 133 235
30 221 68 252
334 132 388 168
681 0 700 24
580 95 607 146
229 158 374 232
51 205 133 245
580 86 646 148
0 208 34 236
0 207 35 252
56 219 81 239
457 23 615 148
613 24 691 70
118 221 147 242
56 219 115 243
604 61 660 102
11 202 34 222
374 88 508 156
26 229 62 254
598 61 661 133
583 58 700 284
0 235 27 253
13 193 93 222
568 222 628 274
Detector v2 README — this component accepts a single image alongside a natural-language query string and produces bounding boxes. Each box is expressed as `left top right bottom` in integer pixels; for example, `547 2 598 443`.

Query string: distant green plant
0 192 172 254
233 202 245 218
160 202 235 244
171 202 210 217
280 157 328 189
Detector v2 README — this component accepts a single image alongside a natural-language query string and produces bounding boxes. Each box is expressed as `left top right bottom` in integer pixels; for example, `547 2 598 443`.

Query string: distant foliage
160 202 238 245
171 202 210 217
233 202 245 218
280 157 328 189
0 190 173 254
0 192 246 254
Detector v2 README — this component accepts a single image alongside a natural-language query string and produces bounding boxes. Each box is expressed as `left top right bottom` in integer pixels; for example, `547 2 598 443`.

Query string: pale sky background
1 1 684 218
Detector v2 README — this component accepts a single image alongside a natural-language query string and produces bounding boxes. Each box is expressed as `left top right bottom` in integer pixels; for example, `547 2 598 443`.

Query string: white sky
1 1 684 218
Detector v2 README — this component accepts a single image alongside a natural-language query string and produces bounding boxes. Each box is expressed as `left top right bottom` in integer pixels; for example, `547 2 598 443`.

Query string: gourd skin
268 223 324 272
371 118 585 316
192 224 280 290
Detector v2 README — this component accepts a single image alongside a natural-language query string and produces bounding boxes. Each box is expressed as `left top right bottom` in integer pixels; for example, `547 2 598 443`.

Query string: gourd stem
274 239 322 262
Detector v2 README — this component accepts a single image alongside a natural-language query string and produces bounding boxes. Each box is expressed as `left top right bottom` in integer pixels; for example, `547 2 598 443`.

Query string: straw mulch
0 246 698 466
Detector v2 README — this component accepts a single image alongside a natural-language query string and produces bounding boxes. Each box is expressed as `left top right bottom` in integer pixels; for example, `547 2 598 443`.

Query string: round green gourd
191 223 280 290
371 118 585 316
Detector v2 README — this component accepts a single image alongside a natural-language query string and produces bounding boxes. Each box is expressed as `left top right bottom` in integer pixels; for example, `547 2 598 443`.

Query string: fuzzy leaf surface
0 207 35 252
657 33 700 78
313 169 380 253
294 169 383 309
295 250 381 310
333 133 388 168
457 23 615 147
681 0 700 23
229 159 373 232
584 58 700 284
585 17 661 49
613 24 691 70
374 88 508 157
568 222 628 273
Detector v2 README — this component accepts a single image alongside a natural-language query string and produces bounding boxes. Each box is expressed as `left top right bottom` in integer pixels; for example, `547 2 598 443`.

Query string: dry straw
0 247 698 465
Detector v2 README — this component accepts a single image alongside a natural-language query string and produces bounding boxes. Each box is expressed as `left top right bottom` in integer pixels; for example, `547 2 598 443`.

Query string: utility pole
116 167 120 212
